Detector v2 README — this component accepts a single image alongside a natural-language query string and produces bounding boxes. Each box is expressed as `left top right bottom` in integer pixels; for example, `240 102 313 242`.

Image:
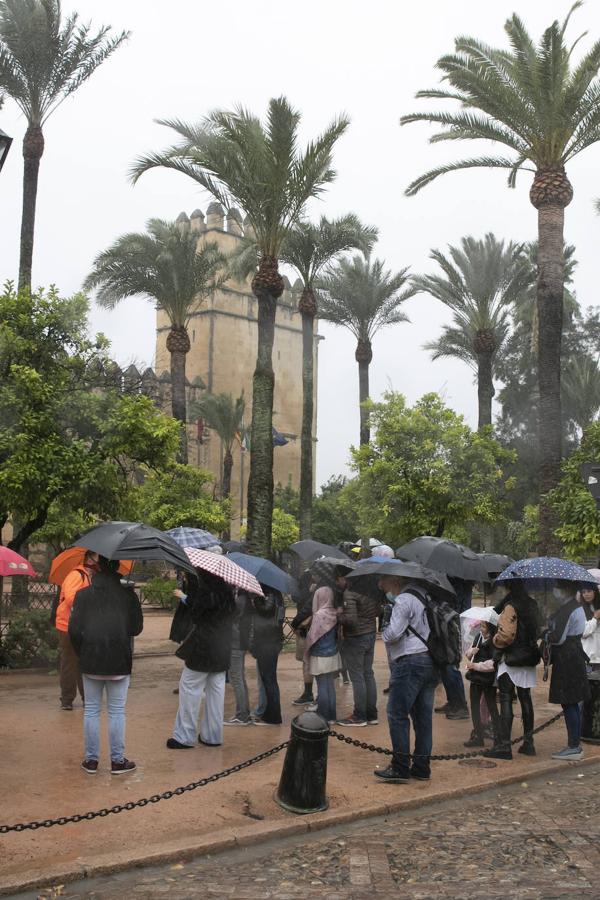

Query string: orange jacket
55 566 91 633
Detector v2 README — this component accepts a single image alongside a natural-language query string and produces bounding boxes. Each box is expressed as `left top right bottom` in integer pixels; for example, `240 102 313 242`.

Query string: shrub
142 577 178 609
1 609 59 668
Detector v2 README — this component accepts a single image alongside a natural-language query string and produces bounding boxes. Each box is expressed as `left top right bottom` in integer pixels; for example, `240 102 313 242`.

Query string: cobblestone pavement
25 762 600 900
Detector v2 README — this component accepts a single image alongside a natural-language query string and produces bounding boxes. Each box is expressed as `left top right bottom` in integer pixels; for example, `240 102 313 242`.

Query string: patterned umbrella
496 556 598 586
184 548 264 595
167 527 219 550
310 556 355 588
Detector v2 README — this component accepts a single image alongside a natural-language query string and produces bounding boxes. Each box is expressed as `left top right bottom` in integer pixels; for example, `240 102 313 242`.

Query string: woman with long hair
304 580 342 724
580 581 600 671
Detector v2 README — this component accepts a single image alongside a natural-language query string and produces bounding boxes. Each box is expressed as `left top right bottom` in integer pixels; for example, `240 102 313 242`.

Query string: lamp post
0 128 12 173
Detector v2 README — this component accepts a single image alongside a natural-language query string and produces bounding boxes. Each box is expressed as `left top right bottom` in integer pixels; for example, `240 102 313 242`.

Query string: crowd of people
53 549 599 782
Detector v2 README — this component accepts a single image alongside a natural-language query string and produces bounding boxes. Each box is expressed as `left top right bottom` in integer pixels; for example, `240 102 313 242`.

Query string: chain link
0 741 289 835
329 711 564 761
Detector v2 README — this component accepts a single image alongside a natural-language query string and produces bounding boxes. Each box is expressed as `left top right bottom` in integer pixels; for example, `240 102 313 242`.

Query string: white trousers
173 666 226 747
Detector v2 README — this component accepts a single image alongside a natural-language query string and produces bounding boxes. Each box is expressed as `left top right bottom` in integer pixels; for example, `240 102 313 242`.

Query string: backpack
404 588 461 668
493 602 517 649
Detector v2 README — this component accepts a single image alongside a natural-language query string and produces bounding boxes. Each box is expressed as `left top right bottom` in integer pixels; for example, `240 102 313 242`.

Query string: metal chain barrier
0 741 289 835
329 710 564 761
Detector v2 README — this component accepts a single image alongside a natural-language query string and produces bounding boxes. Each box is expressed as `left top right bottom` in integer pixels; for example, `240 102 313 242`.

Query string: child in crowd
464 620 500 748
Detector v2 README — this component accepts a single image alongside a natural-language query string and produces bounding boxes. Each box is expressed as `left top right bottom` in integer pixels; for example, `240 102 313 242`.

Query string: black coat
69 572 143 676
494 591 541 667
176 579 235 673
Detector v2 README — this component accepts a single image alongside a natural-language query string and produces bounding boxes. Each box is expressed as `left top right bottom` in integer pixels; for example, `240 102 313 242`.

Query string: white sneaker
551 746 584 760
223 717 252 726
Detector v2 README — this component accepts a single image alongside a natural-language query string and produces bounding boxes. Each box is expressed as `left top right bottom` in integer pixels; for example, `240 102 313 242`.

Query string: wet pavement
27 762 600 899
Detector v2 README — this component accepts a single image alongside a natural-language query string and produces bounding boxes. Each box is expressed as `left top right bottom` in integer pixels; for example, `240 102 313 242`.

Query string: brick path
28 763 600 900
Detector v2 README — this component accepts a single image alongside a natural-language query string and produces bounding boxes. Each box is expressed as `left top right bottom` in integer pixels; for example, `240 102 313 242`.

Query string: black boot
517 686 535 755
292 683 314 706
484 677 513 760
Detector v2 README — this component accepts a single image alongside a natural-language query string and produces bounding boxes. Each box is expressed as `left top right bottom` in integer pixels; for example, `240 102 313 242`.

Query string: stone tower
155 207 319 537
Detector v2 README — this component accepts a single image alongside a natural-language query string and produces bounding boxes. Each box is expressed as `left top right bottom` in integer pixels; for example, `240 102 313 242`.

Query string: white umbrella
459 607 499 655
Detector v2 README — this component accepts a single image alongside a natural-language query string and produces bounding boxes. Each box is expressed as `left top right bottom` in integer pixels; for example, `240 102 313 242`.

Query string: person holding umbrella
69 557 143 774
54 550 99 710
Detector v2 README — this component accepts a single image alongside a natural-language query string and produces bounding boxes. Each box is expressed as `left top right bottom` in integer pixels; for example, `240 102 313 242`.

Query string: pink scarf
304 586 339 657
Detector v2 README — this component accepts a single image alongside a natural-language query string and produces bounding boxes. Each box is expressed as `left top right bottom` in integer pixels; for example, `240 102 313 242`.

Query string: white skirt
497 660 537 689
309 652 342 676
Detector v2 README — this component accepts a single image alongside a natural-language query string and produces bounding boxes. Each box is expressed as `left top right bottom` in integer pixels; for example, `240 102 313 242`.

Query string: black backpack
404 588 461 668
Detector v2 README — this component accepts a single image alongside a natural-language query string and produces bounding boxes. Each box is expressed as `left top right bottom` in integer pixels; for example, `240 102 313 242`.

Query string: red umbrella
0 547 37 577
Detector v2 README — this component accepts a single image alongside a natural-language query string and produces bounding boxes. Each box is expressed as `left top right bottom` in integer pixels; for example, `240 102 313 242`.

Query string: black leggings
497 673 534 746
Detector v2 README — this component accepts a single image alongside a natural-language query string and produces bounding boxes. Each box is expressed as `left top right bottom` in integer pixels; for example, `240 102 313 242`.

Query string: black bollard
582 672 600 744
275 711 329 814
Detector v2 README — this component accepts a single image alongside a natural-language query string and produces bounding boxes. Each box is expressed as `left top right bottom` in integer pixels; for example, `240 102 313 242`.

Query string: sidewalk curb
2 753 599 897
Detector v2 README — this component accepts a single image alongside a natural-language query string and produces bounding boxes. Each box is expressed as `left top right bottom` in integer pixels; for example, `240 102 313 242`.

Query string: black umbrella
310 556 355 588
223 540 247 553
478 552 514 582
72 521 196 574
290 540 350 563
395 536 488 582
346 558 456 599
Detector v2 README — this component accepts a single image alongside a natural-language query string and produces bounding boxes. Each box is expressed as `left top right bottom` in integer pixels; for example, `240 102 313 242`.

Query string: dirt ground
0 612 597 890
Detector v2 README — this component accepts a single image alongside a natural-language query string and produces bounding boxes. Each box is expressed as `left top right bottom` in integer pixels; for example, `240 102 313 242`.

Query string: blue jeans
343 632 377 721
441 664 467 710
82 675 130 763
562 702 582 748
315 672 337 723
387 654 439 779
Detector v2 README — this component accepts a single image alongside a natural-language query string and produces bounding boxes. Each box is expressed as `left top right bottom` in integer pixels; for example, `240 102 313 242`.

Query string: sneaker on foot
373 765 410 784
551 746 584 760
305 703 318 712
81 759 98 774
367 718 379 725
410 770 431 781
336 715 367 727
292 694 313 706
111 758 136 774
446 707 470 720
61 702 73 711
166 738 194 749
434 701 451 714
223 716 252 726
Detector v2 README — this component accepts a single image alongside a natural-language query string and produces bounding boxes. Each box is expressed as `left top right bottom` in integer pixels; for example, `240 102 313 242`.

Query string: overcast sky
1 0 599 487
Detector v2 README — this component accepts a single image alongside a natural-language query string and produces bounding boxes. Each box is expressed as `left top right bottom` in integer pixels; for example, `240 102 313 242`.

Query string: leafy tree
400 4 600 553
317 255 415 445
0 0 128 292
414 234 531 429
311 476 356 546
271 507 299 553
131 96 349 556
347 392 514 547
189 392 245 499
130 463 229 534
273 481 299 520
0 284 180 553
84 218 225 462
562 355 600 434
549 422 600 559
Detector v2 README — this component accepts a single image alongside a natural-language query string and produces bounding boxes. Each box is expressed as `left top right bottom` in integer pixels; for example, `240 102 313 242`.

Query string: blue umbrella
227 552 299 596
496 556 598 586
167 527 219 550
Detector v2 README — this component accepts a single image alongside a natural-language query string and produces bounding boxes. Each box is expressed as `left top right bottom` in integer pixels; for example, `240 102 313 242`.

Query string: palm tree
318 255 415 445
415 234 531 430
400 4 600 553
0 0 128 293
190 391 245 539
282 216 377 539
84 217 225 463
563 356 600 435
131 97 349 555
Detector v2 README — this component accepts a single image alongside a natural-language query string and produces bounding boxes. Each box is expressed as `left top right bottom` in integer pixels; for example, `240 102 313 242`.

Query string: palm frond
189 391 245 450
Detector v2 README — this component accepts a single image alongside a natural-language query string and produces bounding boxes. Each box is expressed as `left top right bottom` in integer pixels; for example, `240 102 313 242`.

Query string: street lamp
0 128 13 173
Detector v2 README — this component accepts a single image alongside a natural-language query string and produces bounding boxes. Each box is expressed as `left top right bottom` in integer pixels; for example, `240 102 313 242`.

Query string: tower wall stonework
155 209 319 537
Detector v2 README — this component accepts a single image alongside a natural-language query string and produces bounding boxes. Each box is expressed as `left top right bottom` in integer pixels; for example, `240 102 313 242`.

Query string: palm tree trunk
355 338 373 446
18 125 44 294
222 447 233 542
532 169 571 555
299 301 315 539
476 351 495 430
169 348 188 463
247 256 283 556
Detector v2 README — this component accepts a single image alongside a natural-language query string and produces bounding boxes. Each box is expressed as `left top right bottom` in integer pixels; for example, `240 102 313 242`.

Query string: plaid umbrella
184 548 264 595
310 556 355 588
167 527 219 550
